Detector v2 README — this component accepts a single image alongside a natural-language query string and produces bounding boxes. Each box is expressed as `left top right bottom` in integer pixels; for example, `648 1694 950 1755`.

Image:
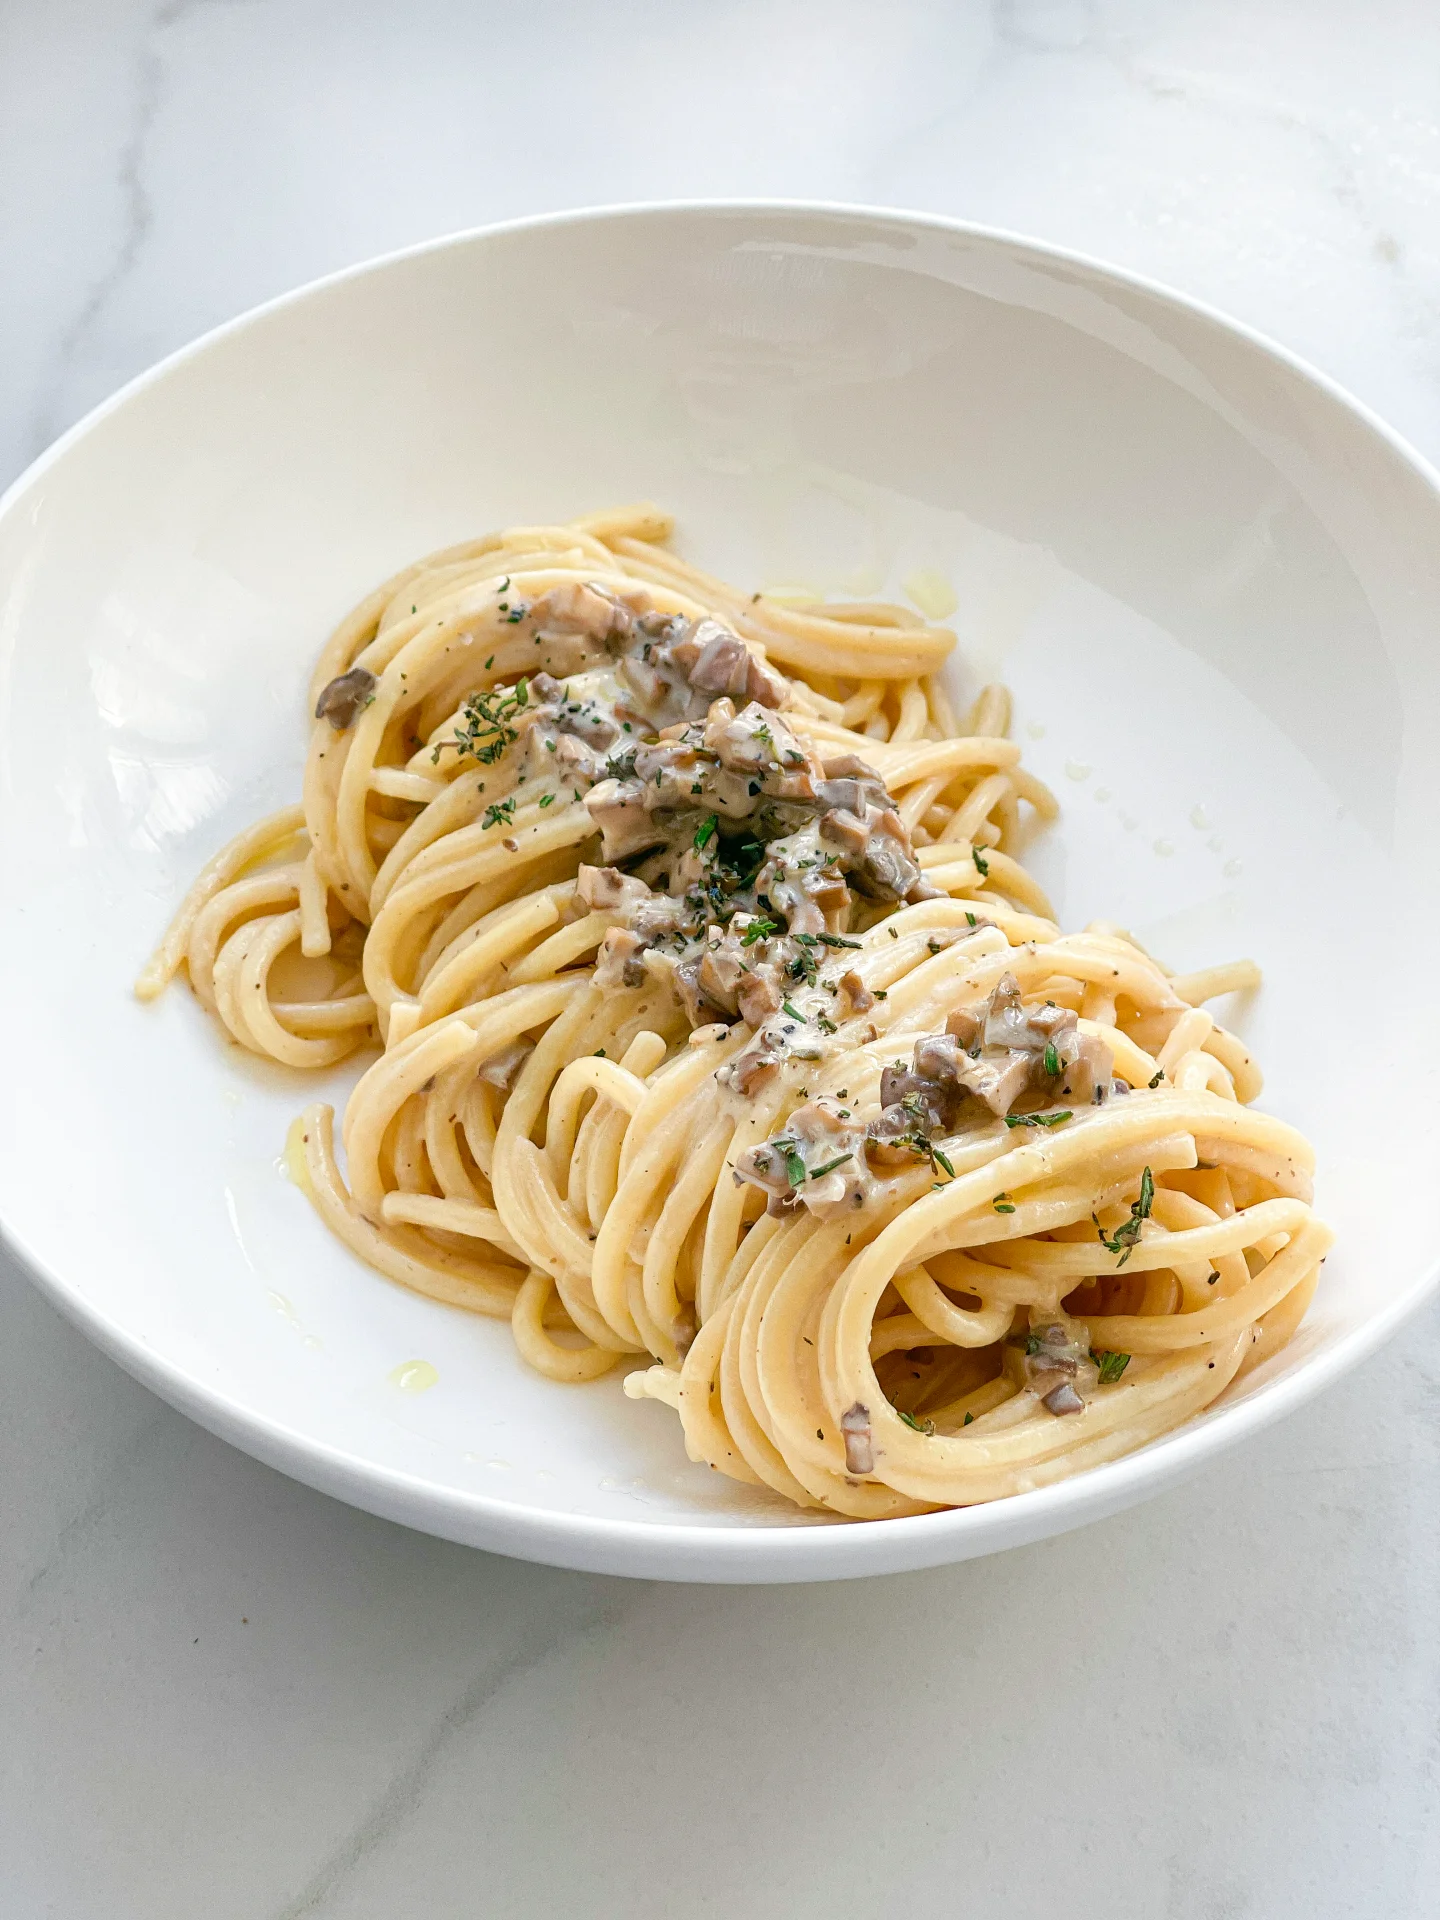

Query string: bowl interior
3 205 1439 1579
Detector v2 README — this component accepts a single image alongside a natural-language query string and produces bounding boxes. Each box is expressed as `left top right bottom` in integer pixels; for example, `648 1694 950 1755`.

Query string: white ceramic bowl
3 204 1439 1583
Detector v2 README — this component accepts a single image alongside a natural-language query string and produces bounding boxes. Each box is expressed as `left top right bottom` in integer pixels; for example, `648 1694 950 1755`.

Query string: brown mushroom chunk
477 1037 534 1090
585 778 666 862
865 1102 930 1166
575 864 650 913
852 811 936 905
734 1098 869 1215
840 1402 874 1476
667 619 789 711
673 622 753 698
674 953 735 1026
1023 1323 1098 1415
737 970 783 1027
864 971 1117 1160
1043 1382 1086 1416
732 1138 800 1215
717 1025 788 1096
314 665 377 730
593 927 649 990
836 970 874 1016
530 581 636 647
818 807 870 855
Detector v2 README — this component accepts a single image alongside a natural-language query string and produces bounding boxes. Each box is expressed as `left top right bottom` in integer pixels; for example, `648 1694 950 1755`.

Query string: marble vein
27 0 261 459
271 1591 635 1919
11 1399 172 1622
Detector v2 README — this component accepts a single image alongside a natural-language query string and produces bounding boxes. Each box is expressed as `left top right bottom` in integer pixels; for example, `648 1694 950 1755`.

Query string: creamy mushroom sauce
736 967 1124 1212
447 580 945 1071
732 970 1144 1419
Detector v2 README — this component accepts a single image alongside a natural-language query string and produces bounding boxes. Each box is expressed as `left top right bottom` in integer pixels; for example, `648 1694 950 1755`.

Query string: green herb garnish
1095 1165 1154 1267
775 1140 806 1188
482 796 517 829
972 846 990 878
897 1409 935 1435
1003 1110 1072 1129
442 682 529 767
1043 1042 1060 1078
809 1152 853 1181
1093 1349 1131 1385
694 814 718 852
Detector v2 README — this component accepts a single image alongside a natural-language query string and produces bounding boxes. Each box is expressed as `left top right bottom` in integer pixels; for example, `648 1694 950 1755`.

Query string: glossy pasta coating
138 505 1328 1516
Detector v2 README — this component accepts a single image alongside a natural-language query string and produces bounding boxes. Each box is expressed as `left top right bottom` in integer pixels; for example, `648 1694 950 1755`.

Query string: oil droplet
1026 721 1046 740
1065 759 1091 782
901 568 958 621
388 1359 439 1394
1223 857 1244 878
282 1115 313 1196
1190 804 1210 830
1154 838 1174 856
268 1291 321 1349
1093 786 1111 803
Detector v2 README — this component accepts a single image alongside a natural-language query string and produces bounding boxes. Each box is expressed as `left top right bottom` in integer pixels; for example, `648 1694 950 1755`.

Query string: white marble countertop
4 3 1440 1913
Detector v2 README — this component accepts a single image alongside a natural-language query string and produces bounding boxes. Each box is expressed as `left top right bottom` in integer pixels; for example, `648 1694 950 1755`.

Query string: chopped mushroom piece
737 970 784 1026
836 970 874 1016
314 665 377 730
575 864 652 913
424 581 944 1047
593 927 649 989
567 689 934 1040
529 580 637 647
477 1038 534 1090
863 971 1117 1158
1043 1382 1086 1416
733 1099 870 1215
1022 1322 1099 1414
667 621 788 709
611 610 789 726
840 1402 874 1476
585 778 666 862
716 1024 790 1096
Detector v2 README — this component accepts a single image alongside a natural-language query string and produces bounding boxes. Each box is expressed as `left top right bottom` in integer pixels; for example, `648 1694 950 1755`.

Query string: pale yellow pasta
140 506 1327 1518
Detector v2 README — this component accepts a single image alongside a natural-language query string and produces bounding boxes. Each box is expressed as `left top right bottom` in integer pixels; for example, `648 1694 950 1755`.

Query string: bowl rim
4 195 1438 1581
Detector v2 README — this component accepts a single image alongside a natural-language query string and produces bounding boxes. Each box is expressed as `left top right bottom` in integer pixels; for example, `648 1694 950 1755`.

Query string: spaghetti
139 505 1329 1516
